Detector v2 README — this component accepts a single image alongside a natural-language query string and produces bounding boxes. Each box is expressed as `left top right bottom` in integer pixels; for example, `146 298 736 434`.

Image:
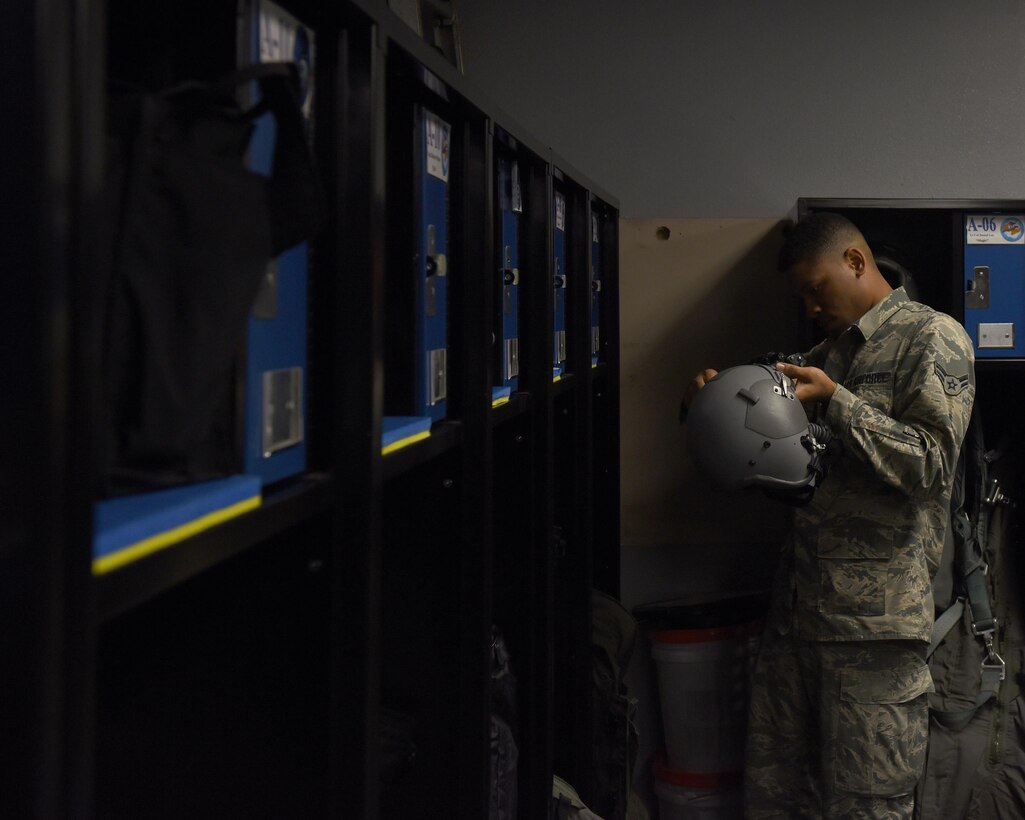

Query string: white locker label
555 192 566 231
258 1 315 119
966 214 1025 245
511 163 523 213
425 111 451 182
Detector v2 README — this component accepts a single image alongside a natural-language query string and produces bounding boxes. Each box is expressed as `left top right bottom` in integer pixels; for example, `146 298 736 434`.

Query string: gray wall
459 0 1025 218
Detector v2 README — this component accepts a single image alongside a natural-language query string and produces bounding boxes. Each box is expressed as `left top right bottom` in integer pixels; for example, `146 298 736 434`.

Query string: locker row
4 0 624 817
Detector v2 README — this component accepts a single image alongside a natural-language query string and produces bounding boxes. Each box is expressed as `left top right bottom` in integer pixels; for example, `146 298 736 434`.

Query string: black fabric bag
490 624 519 820
915 416 1025 819
102 62 323 495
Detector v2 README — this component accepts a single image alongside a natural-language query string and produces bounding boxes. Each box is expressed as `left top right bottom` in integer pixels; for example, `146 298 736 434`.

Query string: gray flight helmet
686 363 830 497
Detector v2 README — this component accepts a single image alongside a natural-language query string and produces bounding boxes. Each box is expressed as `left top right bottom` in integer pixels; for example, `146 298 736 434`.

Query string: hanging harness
928 409 1013 731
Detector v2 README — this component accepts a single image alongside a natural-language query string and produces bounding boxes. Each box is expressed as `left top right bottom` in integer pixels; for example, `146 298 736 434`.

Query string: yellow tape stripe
553 375 562 382
92 495 262 575
492 396 511 408
382 430 431 456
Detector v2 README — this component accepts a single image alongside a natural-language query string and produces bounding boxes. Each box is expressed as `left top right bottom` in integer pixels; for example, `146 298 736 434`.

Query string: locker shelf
382 420 464 482
96 474 334 622
490 390 531 426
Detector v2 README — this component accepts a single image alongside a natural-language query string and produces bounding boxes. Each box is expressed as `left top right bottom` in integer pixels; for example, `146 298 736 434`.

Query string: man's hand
774 361 837 404
683 368 719 410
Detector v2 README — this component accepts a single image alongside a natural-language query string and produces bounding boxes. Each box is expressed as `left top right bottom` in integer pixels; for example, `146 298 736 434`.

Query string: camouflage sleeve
824 314 975 500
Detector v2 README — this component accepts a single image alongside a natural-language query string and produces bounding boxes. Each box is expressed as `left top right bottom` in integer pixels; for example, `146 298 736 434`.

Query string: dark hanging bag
102 62 323 496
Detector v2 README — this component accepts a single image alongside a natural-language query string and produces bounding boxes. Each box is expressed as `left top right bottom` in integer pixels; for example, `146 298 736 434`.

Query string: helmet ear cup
686 364 830 500
875 247 920 303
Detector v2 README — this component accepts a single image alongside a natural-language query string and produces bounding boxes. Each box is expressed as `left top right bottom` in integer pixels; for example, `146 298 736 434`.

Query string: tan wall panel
620 218 801 555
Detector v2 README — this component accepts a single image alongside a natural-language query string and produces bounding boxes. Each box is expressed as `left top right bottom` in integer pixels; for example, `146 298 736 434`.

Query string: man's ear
845 247 866 277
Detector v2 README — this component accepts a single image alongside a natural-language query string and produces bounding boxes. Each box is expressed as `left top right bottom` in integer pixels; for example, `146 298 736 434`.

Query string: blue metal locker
964 213 1025 358
590 211 601 367
553 190 567 379
240 0 314 484
498 157 521 392
416 106 451 421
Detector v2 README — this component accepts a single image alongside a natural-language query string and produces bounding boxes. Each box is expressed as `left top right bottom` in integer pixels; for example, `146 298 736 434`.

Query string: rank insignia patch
934 363 970 396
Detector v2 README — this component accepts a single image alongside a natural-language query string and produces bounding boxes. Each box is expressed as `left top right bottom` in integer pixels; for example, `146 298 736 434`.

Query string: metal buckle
951 510 971 539
985 478 1013 508
971 614 995 637
981 632 1007 681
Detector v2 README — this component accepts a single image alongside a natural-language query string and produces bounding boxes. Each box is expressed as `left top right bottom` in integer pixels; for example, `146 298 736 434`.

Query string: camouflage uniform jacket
778 287 975 642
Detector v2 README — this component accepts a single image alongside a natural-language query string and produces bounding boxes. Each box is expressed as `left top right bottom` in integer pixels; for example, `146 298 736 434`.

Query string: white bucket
653 755 744 820
650 621 759 773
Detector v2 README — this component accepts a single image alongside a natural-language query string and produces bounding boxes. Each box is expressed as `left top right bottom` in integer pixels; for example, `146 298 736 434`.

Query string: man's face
789 250 864 339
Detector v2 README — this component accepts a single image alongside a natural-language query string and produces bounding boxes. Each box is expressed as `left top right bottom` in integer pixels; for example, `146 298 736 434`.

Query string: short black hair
777 212 863 272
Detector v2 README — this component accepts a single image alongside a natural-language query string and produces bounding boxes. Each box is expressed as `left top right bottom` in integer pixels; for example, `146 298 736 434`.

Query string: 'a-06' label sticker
425 111 451 183
966 215 1025 244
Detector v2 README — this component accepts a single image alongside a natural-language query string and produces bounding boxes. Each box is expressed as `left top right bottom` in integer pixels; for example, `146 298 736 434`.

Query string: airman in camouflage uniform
688 213 975 818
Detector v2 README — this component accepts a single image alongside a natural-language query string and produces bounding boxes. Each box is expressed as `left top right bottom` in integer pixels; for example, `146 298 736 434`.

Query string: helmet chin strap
761 423 839 507
749 353 840 505
804 423 835 482
786 423 841 506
